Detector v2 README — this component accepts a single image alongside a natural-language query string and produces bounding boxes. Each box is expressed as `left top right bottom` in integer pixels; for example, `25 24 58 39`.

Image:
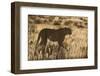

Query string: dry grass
28 15 88 60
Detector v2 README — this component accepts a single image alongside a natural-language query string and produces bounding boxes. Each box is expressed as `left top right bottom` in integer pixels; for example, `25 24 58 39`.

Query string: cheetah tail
35 33 41 50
